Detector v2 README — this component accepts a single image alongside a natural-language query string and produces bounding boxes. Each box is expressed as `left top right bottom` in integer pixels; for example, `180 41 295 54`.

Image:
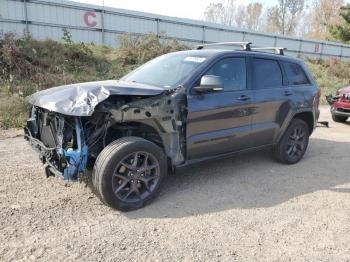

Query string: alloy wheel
112 151 160 203
286 125 306 160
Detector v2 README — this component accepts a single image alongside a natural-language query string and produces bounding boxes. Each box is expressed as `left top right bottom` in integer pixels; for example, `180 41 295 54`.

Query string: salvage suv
326 86 350 122
25 42 320 211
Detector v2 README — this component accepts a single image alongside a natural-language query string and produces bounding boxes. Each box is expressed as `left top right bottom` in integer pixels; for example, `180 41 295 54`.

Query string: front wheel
273 119 309 165
332 114 348 123
92 137 167 211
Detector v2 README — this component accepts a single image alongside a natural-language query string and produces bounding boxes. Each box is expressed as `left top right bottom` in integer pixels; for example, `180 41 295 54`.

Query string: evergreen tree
329 4 350 43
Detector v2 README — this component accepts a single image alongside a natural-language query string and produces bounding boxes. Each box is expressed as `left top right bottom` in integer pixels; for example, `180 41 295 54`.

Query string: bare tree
204 3 225 25
204 1 264 31
222 0 238 27
303 0 344 40
244 3 264 31
265 6 282 33
235 5 246 28
265 0 305 35
204 0 237 27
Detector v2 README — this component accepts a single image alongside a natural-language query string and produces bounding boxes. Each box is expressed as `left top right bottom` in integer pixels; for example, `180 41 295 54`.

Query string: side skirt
175 144 273 171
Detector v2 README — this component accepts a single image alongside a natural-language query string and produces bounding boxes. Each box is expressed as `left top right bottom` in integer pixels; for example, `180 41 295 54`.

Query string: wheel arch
275 109 315 144
105 119 184 167
293 111 314 135
107 120 165 150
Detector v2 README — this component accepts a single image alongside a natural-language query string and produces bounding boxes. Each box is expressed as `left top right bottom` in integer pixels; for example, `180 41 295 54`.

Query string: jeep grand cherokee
25 42 320 211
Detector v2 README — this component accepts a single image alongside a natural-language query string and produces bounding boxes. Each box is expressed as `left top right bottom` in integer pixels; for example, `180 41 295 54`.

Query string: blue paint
60 118 88 181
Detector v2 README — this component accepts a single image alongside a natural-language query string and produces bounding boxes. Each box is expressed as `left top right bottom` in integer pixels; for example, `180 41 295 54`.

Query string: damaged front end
25 108 90 180
326 94 341 106
326 86 350 106
326 87 350 118
24 82 187 181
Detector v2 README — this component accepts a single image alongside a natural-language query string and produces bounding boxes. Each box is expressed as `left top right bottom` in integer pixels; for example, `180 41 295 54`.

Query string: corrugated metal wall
1 0 350 60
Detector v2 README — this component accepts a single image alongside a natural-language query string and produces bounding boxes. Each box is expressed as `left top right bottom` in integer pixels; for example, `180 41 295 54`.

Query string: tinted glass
123 53 207 88
206 57 246 91
253 58 283 89
283 62 310 85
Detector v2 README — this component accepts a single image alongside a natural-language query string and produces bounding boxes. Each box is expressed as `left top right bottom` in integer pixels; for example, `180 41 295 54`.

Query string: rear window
253 58 283 89
283 62 310 85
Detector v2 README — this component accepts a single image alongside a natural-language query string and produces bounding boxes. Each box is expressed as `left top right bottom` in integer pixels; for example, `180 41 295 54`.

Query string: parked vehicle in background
326 86 350 123
24 42 320 211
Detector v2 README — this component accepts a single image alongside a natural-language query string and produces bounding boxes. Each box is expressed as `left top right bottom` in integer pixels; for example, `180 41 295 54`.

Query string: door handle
237 95 250 101
284 90 293 96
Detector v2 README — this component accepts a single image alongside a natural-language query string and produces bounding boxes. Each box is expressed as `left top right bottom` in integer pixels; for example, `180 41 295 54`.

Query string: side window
283 62 311 85
206 57 246 91
253 58 283 89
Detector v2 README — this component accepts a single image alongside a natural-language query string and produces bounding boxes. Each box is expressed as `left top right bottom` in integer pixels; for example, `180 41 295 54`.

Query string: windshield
122 52 207 88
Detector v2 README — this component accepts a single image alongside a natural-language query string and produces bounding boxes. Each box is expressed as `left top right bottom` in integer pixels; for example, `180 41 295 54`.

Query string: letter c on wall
84 11 97 27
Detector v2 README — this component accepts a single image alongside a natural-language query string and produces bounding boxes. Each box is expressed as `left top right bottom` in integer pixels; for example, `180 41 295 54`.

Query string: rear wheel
332 114 348 123
92 137 167 211
273 119 309 164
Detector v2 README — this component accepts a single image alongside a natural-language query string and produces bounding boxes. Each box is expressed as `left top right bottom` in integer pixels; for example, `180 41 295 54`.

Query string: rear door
249 57 295 146
281 61 314 108
186 56 254 159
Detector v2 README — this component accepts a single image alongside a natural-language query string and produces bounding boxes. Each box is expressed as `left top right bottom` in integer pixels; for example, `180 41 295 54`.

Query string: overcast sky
72 0 277 20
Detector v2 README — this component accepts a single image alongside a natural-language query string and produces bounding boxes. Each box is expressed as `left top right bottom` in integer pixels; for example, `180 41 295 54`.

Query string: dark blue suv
25 42 320 211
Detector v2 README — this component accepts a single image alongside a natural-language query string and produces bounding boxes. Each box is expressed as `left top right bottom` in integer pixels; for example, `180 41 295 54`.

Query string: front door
186 56 254 160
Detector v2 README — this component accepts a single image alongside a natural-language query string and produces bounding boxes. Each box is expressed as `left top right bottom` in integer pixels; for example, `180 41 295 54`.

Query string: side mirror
193 75 224 93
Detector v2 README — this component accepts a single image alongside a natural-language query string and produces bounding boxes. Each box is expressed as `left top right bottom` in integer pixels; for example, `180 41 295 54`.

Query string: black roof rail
251 47 287 55
196 42 252 51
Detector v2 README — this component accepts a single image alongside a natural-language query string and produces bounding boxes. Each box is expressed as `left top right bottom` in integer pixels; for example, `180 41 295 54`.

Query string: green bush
115 33 188 67
0 33 112 95
306 59 350 103
0 93 28 129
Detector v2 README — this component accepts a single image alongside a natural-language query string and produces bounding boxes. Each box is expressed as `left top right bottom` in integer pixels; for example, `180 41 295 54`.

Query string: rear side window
282 62 310 85
253 58 283 89
206 57 246 91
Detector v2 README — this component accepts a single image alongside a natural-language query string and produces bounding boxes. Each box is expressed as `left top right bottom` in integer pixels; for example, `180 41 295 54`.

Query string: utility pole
102 0 105 45
282 0 285 35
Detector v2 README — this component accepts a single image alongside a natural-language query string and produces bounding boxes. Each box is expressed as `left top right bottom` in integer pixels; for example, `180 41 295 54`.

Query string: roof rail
195 42 287 55
251 47 287 55
196 42 252 51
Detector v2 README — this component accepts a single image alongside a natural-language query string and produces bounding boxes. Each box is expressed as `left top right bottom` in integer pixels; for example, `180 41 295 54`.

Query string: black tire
273 119 309 165
332 114 348 123
92 137 167 211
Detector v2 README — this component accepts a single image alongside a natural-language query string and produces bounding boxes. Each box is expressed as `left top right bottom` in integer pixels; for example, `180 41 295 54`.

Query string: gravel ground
1 105 350 261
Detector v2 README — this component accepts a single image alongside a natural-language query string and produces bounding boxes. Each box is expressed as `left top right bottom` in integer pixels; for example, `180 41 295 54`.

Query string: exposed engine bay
25 86 187 181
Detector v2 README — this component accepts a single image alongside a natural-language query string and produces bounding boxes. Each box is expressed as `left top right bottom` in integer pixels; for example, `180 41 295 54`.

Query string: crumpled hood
28 80 165 116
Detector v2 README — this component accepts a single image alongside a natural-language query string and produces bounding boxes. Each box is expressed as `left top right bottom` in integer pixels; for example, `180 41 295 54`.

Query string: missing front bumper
24 110 89 181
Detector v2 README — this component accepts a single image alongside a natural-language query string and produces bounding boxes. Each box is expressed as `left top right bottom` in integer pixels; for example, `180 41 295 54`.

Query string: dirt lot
0 105 349 261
